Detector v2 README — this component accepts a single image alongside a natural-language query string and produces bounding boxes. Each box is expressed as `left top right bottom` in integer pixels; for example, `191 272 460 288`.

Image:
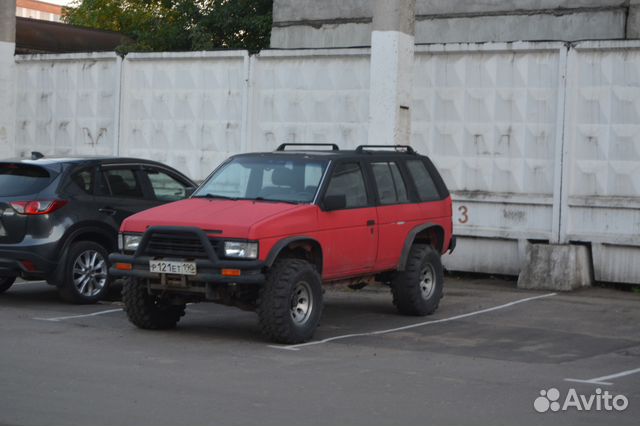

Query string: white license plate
149 260 197 276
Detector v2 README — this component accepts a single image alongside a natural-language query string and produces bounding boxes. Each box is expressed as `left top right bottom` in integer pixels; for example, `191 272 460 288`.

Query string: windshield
194 156 329 204
0 163 55 197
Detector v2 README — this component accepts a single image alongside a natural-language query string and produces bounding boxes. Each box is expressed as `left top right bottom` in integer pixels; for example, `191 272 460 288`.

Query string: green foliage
62 0 273 53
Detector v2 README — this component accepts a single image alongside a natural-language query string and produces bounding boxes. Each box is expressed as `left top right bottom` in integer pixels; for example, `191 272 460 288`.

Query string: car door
139 165 194 208
368 160 424 271
316 161 378 279
94 164 158 227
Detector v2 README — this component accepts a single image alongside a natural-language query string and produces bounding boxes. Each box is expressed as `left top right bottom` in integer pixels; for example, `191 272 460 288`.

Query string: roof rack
355 145 416 154
276 143 340 152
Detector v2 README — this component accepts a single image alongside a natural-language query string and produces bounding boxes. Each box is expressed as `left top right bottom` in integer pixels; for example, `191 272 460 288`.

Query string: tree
62 0 273 53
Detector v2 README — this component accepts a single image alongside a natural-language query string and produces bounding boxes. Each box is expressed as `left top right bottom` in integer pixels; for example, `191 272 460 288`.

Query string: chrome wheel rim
419 264 436 300
290 281 313 325
73 250 107 297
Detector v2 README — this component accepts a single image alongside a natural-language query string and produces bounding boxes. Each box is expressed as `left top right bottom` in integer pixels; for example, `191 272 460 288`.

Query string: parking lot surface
1 276 638 426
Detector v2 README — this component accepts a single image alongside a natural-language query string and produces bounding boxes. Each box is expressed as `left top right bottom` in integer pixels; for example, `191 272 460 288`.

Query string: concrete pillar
627 0 640 39
517 244 593 291
368 0 415 146
0 0 16 158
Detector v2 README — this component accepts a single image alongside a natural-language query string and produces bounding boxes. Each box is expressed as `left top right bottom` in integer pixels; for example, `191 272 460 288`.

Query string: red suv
110 144 455 343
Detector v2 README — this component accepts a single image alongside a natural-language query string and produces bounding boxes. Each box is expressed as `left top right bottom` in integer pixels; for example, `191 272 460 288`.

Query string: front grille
146 233 211 258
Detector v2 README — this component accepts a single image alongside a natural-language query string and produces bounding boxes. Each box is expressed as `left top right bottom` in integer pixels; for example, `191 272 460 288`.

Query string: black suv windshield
0 163 56 197
194 156 329 204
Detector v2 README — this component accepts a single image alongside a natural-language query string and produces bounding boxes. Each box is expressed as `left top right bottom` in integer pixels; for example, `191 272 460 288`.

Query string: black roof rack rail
276 143 340 151
355 145 416 154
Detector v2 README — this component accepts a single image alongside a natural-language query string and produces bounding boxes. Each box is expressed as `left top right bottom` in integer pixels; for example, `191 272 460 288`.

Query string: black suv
0 156 196 303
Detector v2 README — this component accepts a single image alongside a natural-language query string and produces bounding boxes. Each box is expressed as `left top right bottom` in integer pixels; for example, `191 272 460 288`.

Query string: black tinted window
371 162 409 205
69 169 93 195
325 162 368 209
0 164 54 196
103 169 143 198
406 160 440 201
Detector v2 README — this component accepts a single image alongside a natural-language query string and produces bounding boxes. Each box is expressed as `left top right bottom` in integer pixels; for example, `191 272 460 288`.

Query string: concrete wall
271 0 635 48
4 42 640 284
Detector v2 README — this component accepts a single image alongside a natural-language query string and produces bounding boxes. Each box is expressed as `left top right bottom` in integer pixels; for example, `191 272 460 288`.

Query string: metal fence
7 41 640 284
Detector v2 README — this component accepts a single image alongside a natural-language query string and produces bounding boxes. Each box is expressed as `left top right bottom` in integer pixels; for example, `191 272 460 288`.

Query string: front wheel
392 244 444 316
0 276 16 294
59 241 110 304
122 278 186 330
257 259 323 344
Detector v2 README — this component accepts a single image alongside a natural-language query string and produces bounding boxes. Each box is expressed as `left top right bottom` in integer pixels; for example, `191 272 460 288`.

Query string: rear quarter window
0 164 55 197
406 159 443 201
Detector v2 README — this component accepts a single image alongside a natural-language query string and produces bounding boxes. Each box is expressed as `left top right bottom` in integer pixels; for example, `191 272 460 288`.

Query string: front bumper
108 226 266 285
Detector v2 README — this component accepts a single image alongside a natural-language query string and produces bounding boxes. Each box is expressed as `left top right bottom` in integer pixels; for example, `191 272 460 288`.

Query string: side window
145 169 187 202
406 159 440 201
371 162 409 205
102 168 143 198
324 162 368 209
67 168 94 195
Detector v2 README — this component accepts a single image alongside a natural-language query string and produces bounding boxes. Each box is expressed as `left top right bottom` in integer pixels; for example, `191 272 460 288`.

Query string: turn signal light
115 263 133 271
10 200 68 215
221 269 241 277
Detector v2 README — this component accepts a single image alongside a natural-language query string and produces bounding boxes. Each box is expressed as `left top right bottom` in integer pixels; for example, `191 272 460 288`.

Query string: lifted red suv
110 144 455 343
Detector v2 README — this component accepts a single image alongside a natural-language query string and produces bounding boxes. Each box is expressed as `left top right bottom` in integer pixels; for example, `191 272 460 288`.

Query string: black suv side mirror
322 194 347 211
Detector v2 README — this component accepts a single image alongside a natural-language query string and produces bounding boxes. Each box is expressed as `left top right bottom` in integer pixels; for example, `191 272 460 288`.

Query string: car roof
0 156 195 183
233 149 426 161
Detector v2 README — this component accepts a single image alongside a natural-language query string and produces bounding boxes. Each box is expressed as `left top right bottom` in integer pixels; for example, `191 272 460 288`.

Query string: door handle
98 207 116 216
366 220 376 226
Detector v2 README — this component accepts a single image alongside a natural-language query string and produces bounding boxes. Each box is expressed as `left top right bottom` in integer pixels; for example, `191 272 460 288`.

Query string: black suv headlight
224 241 258 259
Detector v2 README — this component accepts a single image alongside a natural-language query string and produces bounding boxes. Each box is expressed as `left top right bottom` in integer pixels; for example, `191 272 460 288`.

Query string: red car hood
121 199 302 238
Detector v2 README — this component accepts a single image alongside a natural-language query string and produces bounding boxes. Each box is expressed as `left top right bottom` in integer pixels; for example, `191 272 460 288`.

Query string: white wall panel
412 43 565 274
14 53 120 158
248 50 371 152
563 41 640 284
119 52 248 181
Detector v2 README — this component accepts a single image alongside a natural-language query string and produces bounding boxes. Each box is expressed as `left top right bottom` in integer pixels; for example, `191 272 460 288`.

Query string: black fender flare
397 223 443 271
265 236 323 272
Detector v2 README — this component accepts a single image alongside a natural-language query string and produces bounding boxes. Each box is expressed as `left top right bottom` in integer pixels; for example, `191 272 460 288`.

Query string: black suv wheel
123 278 186 329
258 258 323 344
392 244 443 316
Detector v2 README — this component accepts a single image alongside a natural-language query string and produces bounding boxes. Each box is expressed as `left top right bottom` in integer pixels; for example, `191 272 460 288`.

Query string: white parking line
565 367 640 386
14 280 46 285
33 308 123 322
270 292 557 351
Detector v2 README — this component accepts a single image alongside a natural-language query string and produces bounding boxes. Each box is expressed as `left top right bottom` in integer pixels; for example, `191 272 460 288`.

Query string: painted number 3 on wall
457 205 469 224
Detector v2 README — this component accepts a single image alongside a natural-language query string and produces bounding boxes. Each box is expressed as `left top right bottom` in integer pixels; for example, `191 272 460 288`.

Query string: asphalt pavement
0 276 638 426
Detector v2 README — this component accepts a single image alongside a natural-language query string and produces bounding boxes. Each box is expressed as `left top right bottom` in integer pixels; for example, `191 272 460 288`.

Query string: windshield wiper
248 197 301 205
191 194 239 200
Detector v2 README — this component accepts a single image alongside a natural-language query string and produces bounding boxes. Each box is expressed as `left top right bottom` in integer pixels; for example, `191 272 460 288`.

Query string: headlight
123 234 142 252
224 241 258 259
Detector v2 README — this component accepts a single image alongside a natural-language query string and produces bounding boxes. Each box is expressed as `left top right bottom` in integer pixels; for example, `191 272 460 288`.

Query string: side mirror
185 187 196 197
322 194 347 211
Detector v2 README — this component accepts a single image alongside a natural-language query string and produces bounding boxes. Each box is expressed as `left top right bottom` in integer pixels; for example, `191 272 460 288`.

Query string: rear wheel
257 259 323 344
0 276 16 294
122 278 186 330
59 241 110 304
392 244 444 316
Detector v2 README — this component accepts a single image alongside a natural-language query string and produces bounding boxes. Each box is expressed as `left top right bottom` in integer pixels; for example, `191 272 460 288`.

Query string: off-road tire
392 244 444 316
59 241 110 304
122 278 186 330
0 276 15 294
257 259 323 344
